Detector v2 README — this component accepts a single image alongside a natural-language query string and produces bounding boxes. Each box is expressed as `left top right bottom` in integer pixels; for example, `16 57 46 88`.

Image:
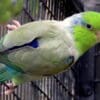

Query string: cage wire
0 0 75 100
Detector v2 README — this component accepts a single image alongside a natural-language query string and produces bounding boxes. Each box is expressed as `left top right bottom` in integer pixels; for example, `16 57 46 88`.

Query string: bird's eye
86 24 92 29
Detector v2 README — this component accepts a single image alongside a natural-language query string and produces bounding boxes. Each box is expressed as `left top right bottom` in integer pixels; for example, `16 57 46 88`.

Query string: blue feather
64 56 74 66
28 38 39 48
0 64 20 82
71 14 86 26
5 38 39 52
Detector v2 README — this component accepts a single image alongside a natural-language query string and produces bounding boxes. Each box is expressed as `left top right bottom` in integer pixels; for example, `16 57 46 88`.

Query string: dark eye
86 24 92 29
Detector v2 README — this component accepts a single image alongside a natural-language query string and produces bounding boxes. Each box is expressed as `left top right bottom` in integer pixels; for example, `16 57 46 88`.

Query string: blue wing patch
5 38 39 52
28 38 39 48
65 56 75 66
0 64 20 82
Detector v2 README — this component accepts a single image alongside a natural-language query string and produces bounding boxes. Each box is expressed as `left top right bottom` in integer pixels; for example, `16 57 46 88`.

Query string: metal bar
53 76 75 98
2 83 21 100
40 0 57 19
23 7 35 21
31 81 50 100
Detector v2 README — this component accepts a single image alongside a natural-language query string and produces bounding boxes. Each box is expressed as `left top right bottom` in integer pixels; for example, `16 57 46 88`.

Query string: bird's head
65 11 100 55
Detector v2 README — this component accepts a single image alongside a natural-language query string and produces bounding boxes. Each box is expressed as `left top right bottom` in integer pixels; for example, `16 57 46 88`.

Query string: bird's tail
0 63 20 82
0 53 22 83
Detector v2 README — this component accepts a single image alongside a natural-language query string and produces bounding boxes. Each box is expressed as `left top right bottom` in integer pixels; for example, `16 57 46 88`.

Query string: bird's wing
0 63 21 82
0 20 67 72
0 20 77 83
0 20 60 52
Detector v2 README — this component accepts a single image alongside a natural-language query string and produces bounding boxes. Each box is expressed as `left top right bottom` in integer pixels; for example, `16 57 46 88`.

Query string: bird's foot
4 83 17 95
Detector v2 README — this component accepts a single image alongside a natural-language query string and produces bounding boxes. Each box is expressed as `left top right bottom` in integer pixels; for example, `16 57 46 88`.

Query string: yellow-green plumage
0 0 23 24
73 12 100 54
0 11 100 85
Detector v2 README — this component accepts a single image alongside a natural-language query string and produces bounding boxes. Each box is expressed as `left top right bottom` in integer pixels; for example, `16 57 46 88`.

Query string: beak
96 30 100 42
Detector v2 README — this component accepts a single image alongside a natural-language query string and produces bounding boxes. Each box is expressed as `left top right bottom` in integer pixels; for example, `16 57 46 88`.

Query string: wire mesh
0 0 75 100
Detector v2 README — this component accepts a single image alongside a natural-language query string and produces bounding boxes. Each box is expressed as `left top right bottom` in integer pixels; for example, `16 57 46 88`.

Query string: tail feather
0 63 20 82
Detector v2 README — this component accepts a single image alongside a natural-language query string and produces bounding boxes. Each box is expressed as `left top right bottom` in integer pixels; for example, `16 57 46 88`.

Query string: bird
0 11 100 94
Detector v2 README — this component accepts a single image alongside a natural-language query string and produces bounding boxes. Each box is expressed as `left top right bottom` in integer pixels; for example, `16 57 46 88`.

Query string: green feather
73 11 100 55
83 11 100 30
0 53 24 73
0 11 100 85
74 25 97 55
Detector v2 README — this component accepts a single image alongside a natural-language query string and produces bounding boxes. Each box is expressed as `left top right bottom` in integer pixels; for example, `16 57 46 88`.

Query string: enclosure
0 0 100 100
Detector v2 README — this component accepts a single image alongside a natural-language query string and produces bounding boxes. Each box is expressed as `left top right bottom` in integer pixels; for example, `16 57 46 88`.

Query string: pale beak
96 30 100 42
